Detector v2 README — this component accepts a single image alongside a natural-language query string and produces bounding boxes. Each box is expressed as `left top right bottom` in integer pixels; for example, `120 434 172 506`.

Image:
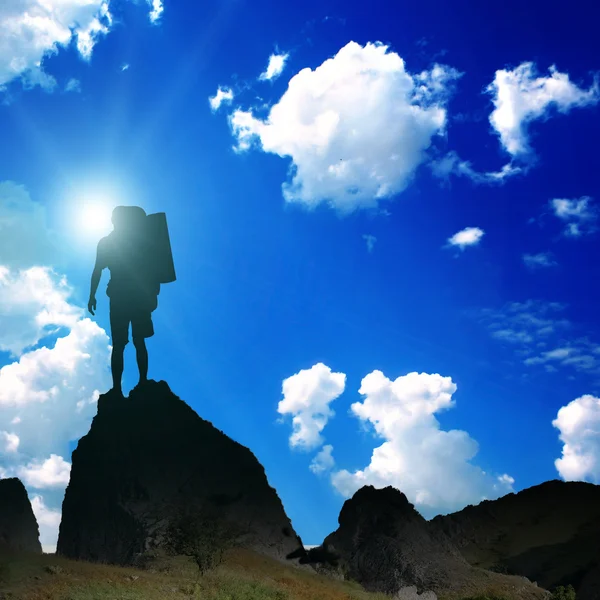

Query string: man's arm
88 240 107 316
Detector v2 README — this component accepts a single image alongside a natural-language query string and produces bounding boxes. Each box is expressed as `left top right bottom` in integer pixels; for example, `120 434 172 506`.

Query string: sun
78 198 114 237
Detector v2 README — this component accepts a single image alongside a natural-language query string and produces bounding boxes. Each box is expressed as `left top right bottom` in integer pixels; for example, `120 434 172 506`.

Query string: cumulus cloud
0 181 61 269
30 494 62 552
447 227 484 250
230 41 460 213
0 1 163 92
0 0 112 90
278 363 346 450
553 395 600 483
330 370 514 517
259 52 289 81
18 454 71 488
1 431 20 453
523 252 557 269
209 86 234 112
0 266 82 356
551 197 597 237
0 181 112 552
310 444 335 474
148 0 164 23
487 62 599 157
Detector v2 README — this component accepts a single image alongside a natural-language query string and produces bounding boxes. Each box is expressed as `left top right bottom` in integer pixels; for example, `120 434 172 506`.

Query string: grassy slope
0 548 544 600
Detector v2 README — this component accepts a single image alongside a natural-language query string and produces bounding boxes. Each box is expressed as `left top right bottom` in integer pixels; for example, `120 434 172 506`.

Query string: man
88 206 160 395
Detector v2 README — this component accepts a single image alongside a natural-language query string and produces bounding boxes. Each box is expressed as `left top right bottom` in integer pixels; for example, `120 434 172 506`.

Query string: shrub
164 505 240 576
551 585 576 600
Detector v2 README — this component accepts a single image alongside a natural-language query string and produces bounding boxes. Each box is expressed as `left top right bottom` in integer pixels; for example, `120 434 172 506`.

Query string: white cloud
148 0 163 23
0 266 82 357
551 197 597 237
0 180 112 553
31 494 61 551
330 370 514 517
310 444 335 474
553 395 600 483
64 78 81 93
363 234 377 253
487 62 599 157
121 63 130 72
278 363 346 450
230 41 460 213
523 252 557 269
0 0 113 90
1 431 20 452
209 86 234 112
431 151 523 184
18 454 71 488
259 52 289 81
447 227 484 250
0 181 61 269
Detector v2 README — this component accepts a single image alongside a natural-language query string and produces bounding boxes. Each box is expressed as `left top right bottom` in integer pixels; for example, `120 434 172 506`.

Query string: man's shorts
109 300 154 346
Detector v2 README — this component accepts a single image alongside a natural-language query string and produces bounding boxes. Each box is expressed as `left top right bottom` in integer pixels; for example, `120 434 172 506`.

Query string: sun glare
78 199 114 237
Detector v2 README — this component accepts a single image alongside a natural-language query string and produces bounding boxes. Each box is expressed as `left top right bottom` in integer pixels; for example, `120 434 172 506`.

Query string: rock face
431 480 600 598
308 485 546 600
0 478 42 554
56 380 305 565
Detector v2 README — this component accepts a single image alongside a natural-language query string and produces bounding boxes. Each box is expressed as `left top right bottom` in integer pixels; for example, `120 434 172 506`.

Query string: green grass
0 549 390 600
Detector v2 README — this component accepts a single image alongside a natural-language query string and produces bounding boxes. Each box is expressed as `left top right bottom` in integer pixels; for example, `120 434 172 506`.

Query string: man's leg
109 300 128 395
133 336 148 383
131 308 154 386
111 342 126 394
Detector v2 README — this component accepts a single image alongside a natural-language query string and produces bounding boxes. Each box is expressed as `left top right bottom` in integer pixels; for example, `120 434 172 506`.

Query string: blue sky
1 0 600 553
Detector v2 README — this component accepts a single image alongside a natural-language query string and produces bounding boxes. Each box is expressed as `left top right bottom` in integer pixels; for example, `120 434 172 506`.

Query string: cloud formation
522 252 557 269
0 266 82 357
330 370 514 517
479 300 600 374
0 181 111 552
551 197 597 237
278 363 346 450
209 86 234 112
553 395 600 483
259 52 289 81
18 454 71 488
0 0 163 91
310 444 335 474
230 41 460 213
487 63 599 157
447 227 484 250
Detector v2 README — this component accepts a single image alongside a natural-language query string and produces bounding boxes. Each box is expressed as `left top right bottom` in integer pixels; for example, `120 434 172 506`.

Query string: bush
551 585 576 600
164 505 240 576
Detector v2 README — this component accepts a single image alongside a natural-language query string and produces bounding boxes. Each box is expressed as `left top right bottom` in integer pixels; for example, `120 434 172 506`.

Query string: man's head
111 206 147 233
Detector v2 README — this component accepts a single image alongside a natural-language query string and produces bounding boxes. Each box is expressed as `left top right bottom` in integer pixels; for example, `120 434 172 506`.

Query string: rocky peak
307 485 547 600
431 480 600 598
56 380 305 566
0 477 42 554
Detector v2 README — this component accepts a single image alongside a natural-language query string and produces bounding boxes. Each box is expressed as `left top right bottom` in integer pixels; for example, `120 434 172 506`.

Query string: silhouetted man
88 206 160 395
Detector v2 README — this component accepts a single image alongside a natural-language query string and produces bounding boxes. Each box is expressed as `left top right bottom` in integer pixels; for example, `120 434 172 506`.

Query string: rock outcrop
0 478 42 554
431 480 600 598
307 485 547 600
56 380 305 566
